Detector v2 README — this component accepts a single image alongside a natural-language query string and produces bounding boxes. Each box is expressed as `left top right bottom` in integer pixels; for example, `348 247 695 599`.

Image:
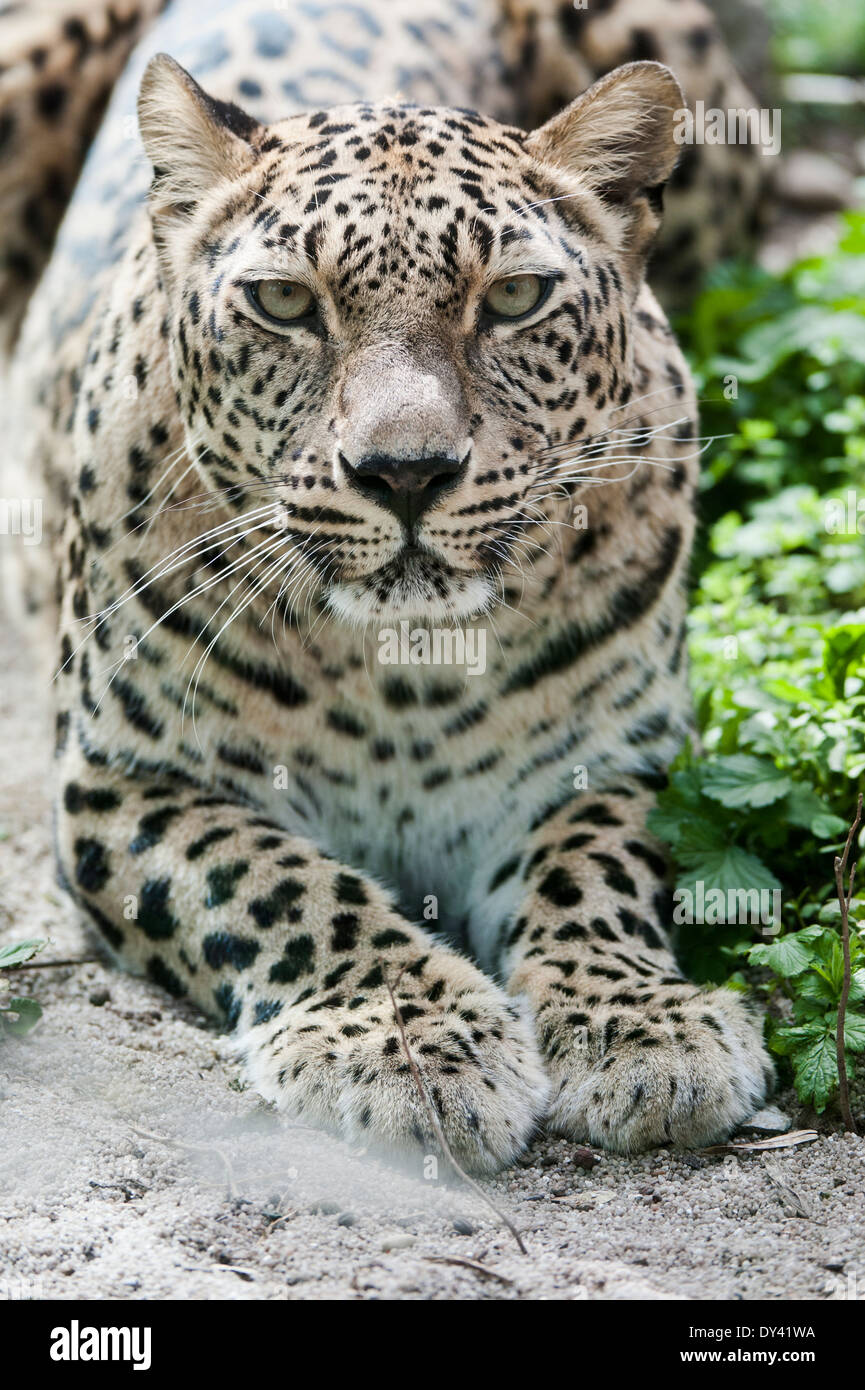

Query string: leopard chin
324 551 496 627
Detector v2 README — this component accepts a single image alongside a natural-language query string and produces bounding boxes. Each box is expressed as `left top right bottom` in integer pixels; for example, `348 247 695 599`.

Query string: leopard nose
341 453 467 531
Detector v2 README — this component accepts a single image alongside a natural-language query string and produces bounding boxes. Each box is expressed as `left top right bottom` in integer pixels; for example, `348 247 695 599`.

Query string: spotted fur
3 0 772 1172
0 0 167 354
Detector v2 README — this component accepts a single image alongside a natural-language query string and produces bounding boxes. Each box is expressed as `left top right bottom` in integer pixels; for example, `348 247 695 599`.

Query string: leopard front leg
497 785 773 1152
57 767 548 1173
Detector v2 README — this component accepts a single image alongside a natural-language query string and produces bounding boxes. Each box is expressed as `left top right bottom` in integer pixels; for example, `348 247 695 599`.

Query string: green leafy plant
664 213 865 1116
0 939 47 1036
751 916 865 1113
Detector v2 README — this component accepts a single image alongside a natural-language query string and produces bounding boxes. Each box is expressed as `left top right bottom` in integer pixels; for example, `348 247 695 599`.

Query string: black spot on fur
147 956 188 997
204 860 250 907
203 931 261 970
538 866 583 908
74 837 110 892
248 878 306 927
269 933 316 984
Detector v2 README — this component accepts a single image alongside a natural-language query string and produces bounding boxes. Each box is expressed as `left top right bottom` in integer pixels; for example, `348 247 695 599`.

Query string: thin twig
424 1255 515 1286
834 793 862 1135
6 956 101 970
385 972 528 1256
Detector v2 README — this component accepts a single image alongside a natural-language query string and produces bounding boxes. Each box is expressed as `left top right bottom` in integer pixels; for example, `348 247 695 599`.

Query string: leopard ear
525 61 684 277
138 54 262 219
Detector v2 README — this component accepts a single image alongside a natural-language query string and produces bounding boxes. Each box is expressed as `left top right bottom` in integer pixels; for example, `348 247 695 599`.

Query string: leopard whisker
182 536 301 740
263 529 330 640
54 506 281 681
539 414 695 461
89 531 287 718
83 503 280 622
537 435 717 484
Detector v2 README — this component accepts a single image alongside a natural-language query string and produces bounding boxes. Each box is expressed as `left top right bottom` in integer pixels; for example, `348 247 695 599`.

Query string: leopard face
140 56 683 626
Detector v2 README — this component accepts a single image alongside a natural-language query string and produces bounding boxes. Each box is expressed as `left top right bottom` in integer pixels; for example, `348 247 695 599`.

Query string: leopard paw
233 952 550 1174
542 988 773 1153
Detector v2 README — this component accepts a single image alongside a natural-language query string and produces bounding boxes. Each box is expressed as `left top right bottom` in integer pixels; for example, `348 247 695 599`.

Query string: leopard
1 0 774 1174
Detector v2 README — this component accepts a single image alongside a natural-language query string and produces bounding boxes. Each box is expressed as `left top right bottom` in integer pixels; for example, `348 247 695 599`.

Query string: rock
737 1105 793 1134
572 1146 600 1170
378 1231 416 1251
681 1153 706 1170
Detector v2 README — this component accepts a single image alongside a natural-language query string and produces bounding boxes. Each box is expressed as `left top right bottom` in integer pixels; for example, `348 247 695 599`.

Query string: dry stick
834 793 863 1135
424 1255 515 1287
7 956 101 970
385 973 528 1256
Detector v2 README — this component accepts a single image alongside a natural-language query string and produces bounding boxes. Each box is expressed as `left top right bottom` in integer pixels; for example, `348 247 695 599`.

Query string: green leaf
0 939 47 969
675 841 781 898
790 1029 838 1112
822 624 865 699
723 971 751 993
818 897 865 924
842 1011 865 1052
748 928 824 977
770 1020 824 1057
2 996 43 1036
850 968 865 1005
701 755 791 808
784 784 848 837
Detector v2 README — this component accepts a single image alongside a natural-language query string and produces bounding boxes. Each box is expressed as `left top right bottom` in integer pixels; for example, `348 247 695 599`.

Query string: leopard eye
249 279 315 323
483 273 548 320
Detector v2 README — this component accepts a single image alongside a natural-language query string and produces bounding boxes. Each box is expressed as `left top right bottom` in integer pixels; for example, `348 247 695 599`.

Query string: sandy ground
1 614 864 1303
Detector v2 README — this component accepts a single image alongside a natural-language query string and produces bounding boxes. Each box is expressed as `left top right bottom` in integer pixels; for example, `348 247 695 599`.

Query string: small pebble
337 1212 355 1227
378 1231 416 1251
452 1218 473 1236
88 990 110 1007
572 1146 599 1170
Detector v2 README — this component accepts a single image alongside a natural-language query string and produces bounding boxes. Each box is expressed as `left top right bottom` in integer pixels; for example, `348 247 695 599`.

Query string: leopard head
138 54 683 627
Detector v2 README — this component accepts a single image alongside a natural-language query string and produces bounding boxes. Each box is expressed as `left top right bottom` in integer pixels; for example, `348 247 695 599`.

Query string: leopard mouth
323 545 496 625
